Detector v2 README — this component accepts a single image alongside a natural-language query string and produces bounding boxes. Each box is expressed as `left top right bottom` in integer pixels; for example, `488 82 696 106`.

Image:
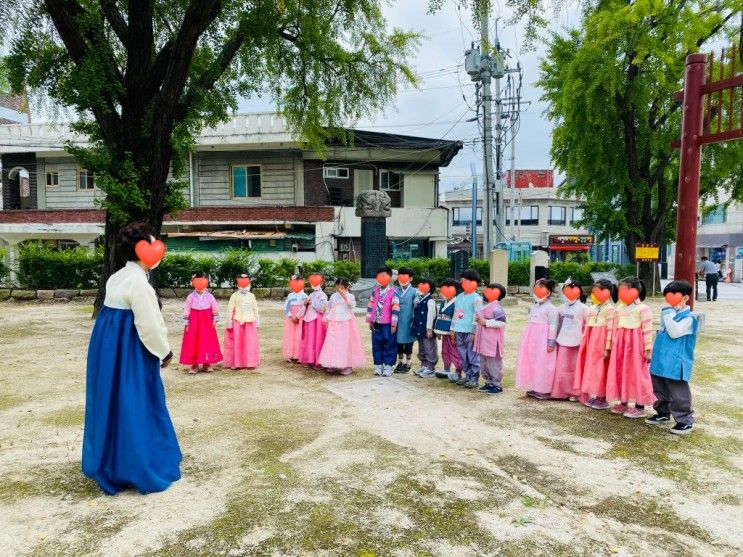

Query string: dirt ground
0 295 741 557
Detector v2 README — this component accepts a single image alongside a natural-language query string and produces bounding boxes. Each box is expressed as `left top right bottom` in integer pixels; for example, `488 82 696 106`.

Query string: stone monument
353 190 392 305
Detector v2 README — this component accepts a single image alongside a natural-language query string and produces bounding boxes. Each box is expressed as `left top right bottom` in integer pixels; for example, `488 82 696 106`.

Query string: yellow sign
635 244 660 261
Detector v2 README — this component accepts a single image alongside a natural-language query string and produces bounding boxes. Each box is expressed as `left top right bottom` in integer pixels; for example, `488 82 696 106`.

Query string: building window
702 206 726 224
323 166 349 179
77 170 95 190
46 171 59 187
548 206 566 226
506 206 539 226
452 207 483 226
571 207 584 225
231 165 261 198
379 169 403 191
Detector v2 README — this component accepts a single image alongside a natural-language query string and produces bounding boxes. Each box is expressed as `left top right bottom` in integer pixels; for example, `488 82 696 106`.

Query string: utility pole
470 163 478 259
509 110 517 241
493 21 505 245
479 10 494 256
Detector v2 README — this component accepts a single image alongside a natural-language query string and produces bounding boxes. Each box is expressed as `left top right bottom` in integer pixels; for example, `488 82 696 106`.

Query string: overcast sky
239 1 578 192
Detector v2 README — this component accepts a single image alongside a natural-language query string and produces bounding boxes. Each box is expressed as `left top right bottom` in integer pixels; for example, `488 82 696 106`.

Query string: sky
238 0 580 192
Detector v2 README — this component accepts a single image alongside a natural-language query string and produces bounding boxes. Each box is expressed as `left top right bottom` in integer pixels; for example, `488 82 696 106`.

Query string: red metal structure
673 44 743 308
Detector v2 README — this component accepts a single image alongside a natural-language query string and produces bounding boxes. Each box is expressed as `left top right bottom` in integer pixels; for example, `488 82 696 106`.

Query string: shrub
0 248 9 284
301 260 332 278
468 259 490 283
508 259 530 286
332 259 361 283
549 261 635 285
213 248 256 286
18 242 104 289
157 253 220 288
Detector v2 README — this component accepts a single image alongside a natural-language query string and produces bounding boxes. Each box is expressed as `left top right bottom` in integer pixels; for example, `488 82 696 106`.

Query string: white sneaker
382 364 394 377
419 368 436 378
374 365 383 376
413 367 425 376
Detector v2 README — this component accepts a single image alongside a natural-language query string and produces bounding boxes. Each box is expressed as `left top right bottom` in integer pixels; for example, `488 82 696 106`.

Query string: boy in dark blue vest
646 280 698 435
411 278 438 378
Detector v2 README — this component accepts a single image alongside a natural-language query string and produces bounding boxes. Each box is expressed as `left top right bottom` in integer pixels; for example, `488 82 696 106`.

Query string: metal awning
549 245 591 251
696 233 743 248
167 230 286 241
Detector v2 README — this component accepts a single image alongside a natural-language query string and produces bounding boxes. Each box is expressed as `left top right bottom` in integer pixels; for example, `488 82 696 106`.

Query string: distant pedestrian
698 256 718 301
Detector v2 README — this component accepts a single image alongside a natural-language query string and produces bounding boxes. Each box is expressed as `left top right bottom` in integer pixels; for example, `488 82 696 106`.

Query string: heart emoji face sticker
563 285 582 302
417 283 431 295
440 285 457 300
192 277 209 291
665 292 684 307
533 284 549 299
592 287 611 304
237 276 251 289
289 277 305 293
397 273 411 285
376 272 391 288
461 279 478 294
308 274 324 288
483 287 501 302
135 239 166 268
618 286 639 305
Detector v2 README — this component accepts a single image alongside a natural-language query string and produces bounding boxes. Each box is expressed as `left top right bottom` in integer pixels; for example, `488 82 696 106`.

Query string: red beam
700 71 743 95
698 128 743 145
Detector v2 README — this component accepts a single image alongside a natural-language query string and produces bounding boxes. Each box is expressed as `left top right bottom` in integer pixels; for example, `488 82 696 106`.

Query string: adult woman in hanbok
82 222 182 495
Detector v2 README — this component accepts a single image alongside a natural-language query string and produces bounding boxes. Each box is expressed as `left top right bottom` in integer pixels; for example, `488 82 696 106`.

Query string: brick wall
0 206 334 224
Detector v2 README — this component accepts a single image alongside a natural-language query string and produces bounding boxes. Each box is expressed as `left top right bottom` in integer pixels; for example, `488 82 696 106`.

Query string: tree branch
99 0 128 46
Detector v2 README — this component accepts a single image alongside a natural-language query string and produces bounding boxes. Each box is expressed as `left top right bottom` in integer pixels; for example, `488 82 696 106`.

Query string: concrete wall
402 173 436 207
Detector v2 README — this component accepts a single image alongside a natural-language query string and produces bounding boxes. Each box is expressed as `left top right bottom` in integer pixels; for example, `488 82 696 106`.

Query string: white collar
125 261 147 277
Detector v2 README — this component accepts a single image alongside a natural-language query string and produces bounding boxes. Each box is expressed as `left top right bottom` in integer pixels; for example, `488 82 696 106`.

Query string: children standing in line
411 278 438 378
551 279 588 400
515 278 559 399
434 279 462 380
473 283 507 394
224 274 260 370
574 279 618 409
394 267 416 374
606 276 656 418
646 280 698 435
367 266 400 377
451 269 483 388
318 277 366 375
179 272 223 374
299 273 328 369
282 276 307 362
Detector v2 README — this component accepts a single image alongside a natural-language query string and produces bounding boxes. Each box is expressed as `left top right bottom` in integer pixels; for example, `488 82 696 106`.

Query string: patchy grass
0 462 99 504
41 406 84 428
28 512 132 557
0 393 24 410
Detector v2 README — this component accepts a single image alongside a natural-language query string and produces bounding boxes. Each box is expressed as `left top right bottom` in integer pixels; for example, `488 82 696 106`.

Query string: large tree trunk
93 214 125 316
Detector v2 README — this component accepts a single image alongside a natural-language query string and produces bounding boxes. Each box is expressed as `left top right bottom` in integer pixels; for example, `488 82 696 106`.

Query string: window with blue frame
702 206 726 224
231 165 261 198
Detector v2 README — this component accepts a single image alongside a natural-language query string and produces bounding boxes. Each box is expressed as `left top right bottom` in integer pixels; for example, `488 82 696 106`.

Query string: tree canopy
538 0 743 273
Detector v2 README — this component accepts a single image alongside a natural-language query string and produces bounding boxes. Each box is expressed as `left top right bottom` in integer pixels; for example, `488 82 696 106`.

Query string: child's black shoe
670 423 693 435
645 414 671 426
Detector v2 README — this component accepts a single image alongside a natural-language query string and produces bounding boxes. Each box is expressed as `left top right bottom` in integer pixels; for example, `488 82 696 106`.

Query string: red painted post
674 54 707 309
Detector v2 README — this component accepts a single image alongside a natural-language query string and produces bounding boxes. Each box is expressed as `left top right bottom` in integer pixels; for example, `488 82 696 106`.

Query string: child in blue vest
451 269 484 388
646 280 698 435
435 279 463 379
394 267 416 373
411 278 438 378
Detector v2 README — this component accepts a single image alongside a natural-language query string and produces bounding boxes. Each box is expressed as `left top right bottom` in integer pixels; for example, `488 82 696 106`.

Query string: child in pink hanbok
282 276 307 362
515 278 559 399
473 283 507 394
318 277 366 375
606 276 656 418
179 273 223 374
574 279 617 409
551 279 589 400
299 273 328 369
433 279 462 379
223 274 260 370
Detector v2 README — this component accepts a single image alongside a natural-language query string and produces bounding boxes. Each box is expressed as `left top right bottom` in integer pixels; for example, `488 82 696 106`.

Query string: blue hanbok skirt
82 306 182 495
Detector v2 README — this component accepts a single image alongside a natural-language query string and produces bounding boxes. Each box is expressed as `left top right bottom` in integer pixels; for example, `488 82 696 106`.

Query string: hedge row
16 243 361 289
385 257 635 286
0 248 10 283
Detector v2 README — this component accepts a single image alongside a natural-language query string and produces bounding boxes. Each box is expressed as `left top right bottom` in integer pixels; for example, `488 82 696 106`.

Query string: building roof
443 186 583 203
0 112 463 166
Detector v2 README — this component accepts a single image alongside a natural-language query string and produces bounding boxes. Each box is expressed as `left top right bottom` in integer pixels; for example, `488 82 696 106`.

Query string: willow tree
3 0 419 310
538 0 743 285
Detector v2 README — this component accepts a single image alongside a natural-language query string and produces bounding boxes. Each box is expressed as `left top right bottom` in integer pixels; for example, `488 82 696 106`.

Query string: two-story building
0 113 462 273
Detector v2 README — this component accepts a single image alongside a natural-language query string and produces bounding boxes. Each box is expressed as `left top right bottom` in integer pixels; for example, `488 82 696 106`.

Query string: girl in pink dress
223 274 260 370
574 279 617 409
299 273 329 369
551 279 589 400
318 277 366 375
179 273 223 373
515 278 559 399
282 276 308 362
606 276 656 418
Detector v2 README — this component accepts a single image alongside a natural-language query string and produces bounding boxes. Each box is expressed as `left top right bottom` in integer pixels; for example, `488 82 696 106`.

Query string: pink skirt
574 326 609 398
515 322 557 393
551 345 580 399
606 328 656 406
179 309 223 365
318 319 366 370
282 311 303 361
223 322 260 369
299 318 327 367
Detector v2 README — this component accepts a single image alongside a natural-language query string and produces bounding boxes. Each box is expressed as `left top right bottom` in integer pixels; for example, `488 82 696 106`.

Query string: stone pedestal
530 250 550 285
355 190 392 305
489 249 508 286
